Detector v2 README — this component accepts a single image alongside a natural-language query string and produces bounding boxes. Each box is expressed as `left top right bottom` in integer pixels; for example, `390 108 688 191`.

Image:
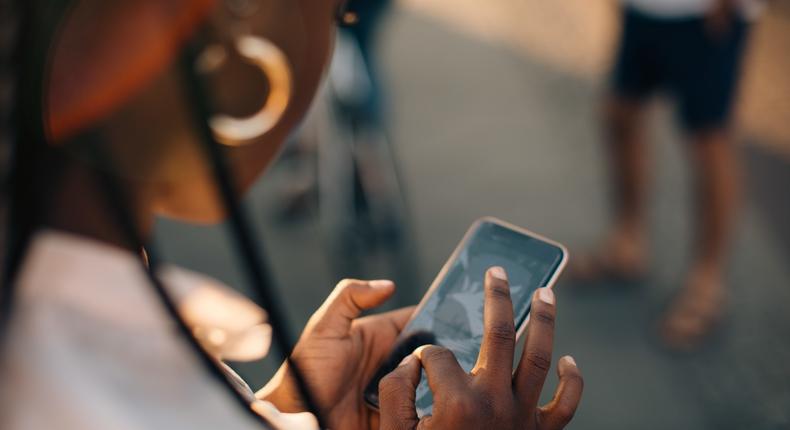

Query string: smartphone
363 217 568 417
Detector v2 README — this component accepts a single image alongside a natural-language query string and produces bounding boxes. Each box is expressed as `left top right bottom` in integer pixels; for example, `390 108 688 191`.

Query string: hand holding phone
366 218 583 429
378 268 583 430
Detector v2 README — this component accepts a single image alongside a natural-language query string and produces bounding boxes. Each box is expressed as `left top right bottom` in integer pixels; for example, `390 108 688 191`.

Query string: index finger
472 266 516 385
416 344 468 398
379 355 422 430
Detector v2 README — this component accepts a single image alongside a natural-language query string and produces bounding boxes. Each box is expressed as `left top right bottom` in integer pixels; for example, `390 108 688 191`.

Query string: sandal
570 233 648 283
660 272 728 351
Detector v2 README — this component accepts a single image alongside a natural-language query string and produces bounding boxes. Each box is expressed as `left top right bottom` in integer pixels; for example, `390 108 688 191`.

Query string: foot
571 227 648 282
660 268 727 351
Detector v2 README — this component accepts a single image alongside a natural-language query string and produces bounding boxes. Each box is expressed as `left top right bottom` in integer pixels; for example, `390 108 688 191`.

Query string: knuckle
532 309 555 327
334 279 364 312
443 394 476 416
379 373 408 398
423 346 455 363
477 397 497 422
487 282 511 300
554 402 578 421
336 278 357 292
462 392 510 425
486 322 516 345
525 350 552 373
482 393 510 422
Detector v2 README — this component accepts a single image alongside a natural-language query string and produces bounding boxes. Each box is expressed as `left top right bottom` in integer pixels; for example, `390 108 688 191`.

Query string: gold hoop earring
196 36 292 146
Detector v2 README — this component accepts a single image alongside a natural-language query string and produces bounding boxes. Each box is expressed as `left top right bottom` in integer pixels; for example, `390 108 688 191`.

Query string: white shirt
0 231 318 430
622 0 763 19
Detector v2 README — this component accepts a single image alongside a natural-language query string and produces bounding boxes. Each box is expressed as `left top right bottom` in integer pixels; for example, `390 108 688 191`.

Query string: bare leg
573 95 650 280
662 128 740 349
606 96 650 246
689 129 740 278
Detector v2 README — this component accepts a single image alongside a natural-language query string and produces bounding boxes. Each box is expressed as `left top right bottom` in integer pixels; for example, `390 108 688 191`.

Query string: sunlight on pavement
739 10 790 152
400 0 618 78
399 0 790 154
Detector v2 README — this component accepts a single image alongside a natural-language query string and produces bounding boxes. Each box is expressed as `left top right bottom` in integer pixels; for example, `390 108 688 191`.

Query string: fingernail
489 266 508 281
369 280 395 290
399 355 415 366
413 344 432 359
562 355 576 366
538 287 555 305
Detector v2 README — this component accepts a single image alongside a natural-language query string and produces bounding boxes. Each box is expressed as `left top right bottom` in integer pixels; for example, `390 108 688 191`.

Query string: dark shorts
611 7 750 132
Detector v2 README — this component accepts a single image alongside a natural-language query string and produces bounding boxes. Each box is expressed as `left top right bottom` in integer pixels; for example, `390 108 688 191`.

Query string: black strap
1 0 68 342
88 140 278 429
176 40 327 428
3 1 326 428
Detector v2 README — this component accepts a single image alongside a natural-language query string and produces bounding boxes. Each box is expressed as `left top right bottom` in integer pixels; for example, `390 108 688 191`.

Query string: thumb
309 279 396 336
378 354 421 430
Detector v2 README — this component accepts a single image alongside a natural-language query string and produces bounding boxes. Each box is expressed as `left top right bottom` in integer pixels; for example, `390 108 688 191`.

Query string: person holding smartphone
1 1 582 429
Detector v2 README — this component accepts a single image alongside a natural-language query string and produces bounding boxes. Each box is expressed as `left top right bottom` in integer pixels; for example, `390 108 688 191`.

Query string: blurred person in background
277 0 404 245
340 0 391 124
574 0 762 349
0 1 582 429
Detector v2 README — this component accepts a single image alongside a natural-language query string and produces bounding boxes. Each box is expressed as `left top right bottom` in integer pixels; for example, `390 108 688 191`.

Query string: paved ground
402 0 790 154
156 7 790 430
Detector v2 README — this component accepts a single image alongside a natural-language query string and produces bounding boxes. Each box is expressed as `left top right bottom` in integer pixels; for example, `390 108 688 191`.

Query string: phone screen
363 219 565 417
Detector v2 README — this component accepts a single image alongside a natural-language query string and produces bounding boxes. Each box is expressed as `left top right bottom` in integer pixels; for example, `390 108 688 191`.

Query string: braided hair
0 0 22 329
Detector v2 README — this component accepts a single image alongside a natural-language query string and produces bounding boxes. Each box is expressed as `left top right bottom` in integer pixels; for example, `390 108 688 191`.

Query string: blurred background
153 0 790 429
